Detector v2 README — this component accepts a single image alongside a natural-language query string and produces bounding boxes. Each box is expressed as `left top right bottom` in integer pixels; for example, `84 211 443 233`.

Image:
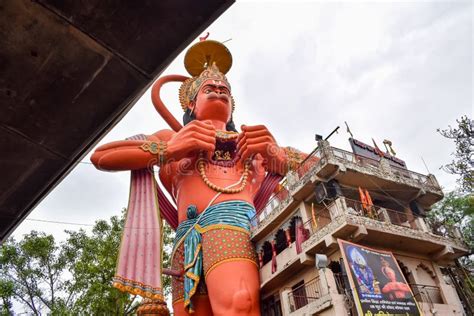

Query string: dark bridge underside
0 0 234 242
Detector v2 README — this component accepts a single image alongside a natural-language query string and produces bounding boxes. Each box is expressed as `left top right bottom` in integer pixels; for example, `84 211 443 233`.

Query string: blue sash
173 200 256 312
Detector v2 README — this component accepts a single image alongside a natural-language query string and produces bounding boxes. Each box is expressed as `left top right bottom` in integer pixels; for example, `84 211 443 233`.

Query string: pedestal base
137 298 170 316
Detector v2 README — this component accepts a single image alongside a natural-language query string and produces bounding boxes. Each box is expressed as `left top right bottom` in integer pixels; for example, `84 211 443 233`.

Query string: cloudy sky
13 1 472 241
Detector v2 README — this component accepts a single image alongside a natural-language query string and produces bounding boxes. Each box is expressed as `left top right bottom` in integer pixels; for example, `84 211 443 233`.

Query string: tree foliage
0 231 70 315
431 115 474 269
63 212 140 315
437 115 473 193
0 211 174 315
427 191 474 250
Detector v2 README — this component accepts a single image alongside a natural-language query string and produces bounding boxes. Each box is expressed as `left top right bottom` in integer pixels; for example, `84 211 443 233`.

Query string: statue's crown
179 63 234 111
179 38 234 112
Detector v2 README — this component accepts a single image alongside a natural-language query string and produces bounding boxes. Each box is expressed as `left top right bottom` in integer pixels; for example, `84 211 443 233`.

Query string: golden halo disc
184 40 232 76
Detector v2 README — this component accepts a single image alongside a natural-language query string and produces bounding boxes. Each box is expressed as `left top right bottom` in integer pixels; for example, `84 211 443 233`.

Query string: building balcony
410 284 466 315
290 141 444 207
411 284 444 305
252 141 444 241
301 197 469 261
285 276 332 315
251 185 297 241
257 197 468 289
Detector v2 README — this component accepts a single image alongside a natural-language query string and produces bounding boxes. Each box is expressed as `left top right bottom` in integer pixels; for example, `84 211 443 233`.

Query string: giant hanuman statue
91 37 305 316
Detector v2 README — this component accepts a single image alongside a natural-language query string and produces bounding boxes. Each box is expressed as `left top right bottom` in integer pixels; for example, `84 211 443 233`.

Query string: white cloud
14 1 472 242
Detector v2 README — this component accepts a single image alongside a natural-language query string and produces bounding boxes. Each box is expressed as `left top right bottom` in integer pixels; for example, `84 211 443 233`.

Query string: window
261 241 272 265
261 294 282 316
274 229 287 254
291 280 308 310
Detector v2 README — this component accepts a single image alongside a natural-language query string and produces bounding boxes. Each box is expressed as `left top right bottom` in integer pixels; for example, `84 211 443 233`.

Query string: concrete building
253 138 472 316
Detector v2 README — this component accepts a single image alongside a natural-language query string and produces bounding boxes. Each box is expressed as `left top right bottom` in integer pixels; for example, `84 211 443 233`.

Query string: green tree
437 115 473 193
431 115 474 272
161 220 174 297
0 280 14 315
63 212 140 315
427 191 474 250
0 231 70 315
0 211 174 315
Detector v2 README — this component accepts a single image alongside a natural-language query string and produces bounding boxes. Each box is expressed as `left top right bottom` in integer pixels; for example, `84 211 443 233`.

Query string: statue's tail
151 75 188 132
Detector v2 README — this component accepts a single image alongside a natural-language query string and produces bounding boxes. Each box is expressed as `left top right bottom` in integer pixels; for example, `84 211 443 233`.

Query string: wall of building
260 243 300 283
396 254 465 315
256 205 303 251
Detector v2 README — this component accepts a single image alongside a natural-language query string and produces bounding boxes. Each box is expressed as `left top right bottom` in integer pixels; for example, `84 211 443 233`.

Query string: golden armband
140 141 168 166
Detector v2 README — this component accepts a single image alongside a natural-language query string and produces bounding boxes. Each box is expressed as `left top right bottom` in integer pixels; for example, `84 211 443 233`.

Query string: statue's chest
172 157 265 191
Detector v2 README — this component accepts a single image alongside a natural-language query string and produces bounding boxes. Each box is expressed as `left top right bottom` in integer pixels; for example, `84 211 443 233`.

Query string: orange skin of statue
91 80 288 316
381 267 412 300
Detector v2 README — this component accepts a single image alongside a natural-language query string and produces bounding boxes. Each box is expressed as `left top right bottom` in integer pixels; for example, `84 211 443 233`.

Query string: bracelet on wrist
140 141 167 166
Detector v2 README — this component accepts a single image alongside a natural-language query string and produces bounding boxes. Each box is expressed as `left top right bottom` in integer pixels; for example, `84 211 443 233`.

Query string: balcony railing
301 207 333 236
288 277 328 312
295 147 322 178
331 147 379 168
251 185 290 229
410 284 444 305
344 198 420 230
391 165 439 190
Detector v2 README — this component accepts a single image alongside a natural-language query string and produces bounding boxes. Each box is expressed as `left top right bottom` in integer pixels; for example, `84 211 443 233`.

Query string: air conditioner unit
314 180 342 203
315 254 329 269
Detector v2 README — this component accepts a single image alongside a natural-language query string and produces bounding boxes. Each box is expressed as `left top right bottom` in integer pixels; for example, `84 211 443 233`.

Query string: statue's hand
237 125 282 162
166 120 216 161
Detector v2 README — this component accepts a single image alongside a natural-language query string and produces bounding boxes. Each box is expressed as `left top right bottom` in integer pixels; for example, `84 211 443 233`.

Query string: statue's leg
172 296 213 316
202 228 260 316
171 244 212 315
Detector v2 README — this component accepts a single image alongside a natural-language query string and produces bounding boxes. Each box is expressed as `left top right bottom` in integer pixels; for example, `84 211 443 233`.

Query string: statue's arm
91 120 216 171
90 130 175 171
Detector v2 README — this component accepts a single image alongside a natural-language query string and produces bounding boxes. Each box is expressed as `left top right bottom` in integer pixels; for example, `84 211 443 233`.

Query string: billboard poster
338 239 423 316
349 138 407 169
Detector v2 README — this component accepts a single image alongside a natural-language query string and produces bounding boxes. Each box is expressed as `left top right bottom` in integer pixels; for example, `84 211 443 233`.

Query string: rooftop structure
254 138 471 316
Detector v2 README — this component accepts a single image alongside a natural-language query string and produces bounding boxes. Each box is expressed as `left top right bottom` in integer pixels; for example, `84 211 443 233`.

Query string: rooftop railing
251 144 439 233
330 147 439 190
287 276 328 312
331 147 380 168
390 164 439 190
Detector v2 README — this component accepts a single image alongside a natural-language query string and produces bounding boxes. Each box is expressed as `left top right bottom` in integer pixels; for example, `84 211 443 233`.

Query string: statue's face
192 79 232 123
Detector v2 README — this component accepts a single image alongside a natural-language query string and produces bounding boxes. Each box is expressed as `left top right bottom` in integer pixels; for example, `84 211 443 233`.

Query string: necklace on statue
198 152 251 194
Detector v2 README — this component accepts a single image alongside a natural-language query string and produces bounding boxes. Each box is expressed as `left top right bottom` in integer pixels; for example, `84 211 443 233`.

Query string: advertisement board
349 138 407 169
338 239 423 316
